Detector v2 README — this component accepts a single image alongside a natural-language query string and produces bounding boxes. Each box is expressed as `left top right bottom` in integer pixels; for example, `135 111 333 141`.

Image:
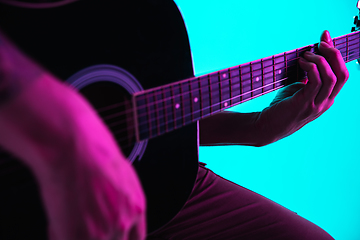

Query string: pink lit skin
0 25 351 240
200 30 349 147
0 30 146 240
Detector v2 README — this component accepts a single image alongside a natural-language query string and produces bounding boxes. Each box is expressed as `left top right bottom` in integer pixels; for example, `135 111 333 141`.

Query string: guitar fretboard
134 31 360 141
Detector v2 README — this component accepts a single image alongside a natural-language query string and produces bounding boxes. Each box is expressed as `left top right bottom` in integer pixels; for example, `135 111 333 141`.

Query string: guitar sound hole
79 81 135 158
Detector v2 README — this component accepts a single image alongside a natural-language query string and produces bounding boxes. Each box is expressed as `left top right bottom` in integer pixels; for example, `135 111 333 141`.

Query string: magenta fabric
147 163 334 240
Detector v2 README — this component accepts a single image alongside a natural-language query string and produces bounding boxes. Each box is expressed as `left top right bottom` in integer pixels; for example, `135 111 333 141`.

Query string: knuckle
308 62 317 72
336 69 349 84
317 56 327 65
341 69 350 82
330 47 342 59
326 72 337 86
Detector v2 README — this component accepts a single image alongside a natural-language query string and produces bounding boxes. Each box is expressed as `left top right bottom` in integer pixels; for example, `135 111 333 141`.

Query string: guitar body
0 0 199 237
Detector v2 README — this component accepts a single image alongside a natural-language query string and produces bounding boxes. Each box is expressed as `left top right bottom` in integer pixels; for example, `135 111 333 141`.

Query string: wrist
257 98 304 145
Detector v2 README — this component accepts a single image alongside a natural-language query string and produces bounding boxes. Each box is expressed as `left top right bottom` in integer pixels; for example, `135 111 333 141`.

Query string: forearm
199 111 268 147
199 100 305 147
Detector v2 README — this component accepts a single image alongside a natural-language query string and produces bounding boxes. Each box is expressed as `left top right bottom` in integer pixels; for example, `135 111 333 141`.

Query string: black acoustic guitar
0 0 359 238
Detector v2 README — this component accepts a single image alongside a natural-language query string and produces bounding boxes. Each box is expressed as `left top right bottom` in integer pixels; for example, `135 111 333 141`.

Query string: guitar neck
134 31 360 141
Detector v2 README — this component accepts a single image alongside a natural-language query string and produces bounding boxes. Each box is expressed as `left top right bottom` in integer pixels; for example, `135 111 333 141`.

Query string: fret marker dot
175 103 180 109
278 70 282 74
224 102 228 107
256 77 260 82
222 73 227 78
194 97 198 103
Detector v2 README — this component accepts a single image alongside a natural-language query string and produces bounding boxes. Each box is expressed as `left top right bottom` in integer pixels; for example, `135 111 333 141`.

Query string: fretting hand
256 30 349 144
200 30 349 147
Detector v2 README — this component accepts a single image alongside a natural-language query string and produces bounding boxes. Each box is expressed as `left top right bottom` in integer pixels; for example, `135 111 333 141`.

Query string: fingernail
324 30 331 42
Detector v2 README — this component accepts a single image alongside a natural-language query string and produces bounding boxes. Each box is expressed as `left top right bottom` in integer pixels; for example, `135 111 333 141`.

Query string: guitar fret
133 31 360 141
209 73 220 112
190 79 201 121
171 84 182 129
181 82 192 125
145 93 154 138
348 32 360 62
220 69 230 109
200 76 210 117
155 89 166 135
274 53 286 87
228 69 234 106
241 64 251 101
250 62 253 98
153 90 160 136
230 66 241 104
189 81 194 121
251 60 262 97
218 72 222 108
163 86 174 132
149 93 159 137
272 55 276 89
261 59 264 94
180 83 185 126
161 87 169 133
239 66 243 103
284 51 288 85
135 96 149 140
346 35 349 63
263 57 273 92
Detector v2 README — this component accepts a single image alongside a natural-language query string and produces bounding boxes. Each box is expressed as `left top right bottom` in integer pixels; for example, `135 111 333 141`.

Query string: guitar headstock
351 0 360 32
351 1 360 66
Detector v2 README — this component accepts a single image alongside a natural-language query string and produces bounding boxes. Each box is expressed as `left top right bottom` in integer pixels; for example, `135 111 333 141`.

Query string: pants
147 163 334 240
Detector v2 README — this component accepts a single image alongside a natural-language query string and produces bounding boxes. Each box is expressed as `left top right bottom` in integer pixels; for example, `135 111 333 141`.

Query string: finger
320 30 334 47
303 51 336 105
318 32 349 99
298 56 322 101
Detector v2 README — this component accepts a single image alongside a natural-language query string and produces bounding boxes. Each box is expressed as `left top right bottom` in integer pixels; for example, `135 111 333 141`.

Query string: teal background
175 0 360 239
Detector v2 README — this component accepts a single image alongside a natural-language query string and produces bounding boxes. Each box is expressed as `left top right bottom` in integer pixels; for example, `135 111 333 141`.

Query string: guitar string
100 46 358 141
97 32 360 114
118 36 359 112
96 35 358 115
96 35 360 116
108 47 360 144
113 77 289 148
105 76 288 131
101 46 360 125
